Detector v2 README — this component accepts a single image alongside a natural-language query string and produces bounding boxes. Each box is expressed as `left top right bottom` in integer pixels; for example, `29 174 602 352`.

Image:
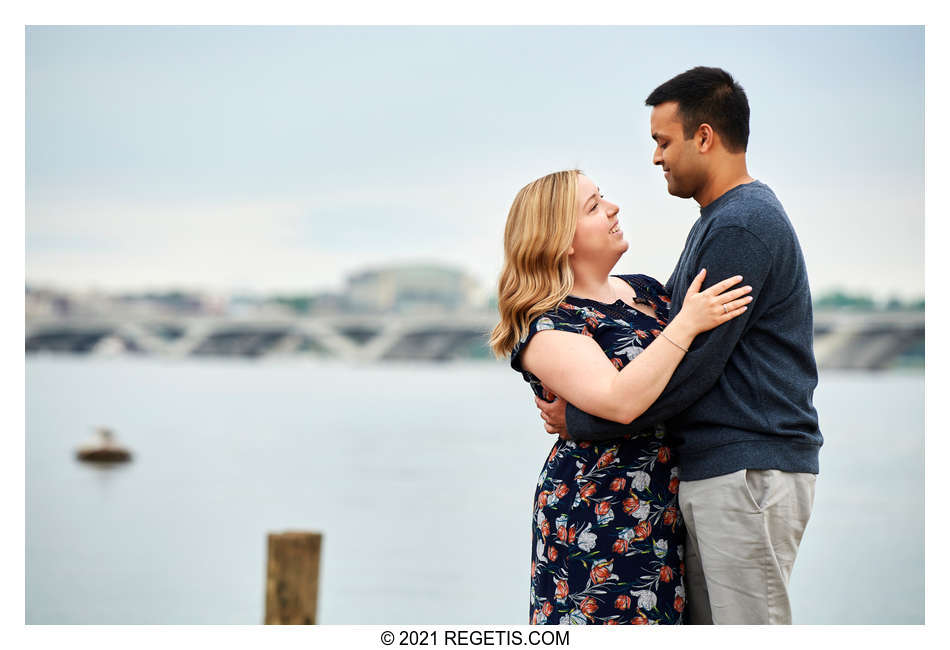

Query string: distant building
344 264 485 314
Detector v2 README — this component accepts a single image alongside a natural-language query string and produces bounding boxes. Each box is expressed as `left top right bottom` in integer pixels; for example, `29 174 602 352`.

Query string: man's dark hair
645 66 750 153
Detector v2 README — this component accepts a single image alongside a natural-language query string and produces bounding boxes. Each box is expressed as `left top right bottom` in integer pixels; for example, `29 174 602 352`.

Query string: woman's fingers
716 285 753 303
720 304 749 321
723 296 754 312
684 268 707 297
702 274 744 296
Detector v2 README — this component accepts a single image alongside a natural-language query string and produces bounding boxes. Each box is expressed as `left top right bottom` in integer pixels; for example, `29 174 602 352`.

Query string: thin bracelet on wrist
659 331 688 352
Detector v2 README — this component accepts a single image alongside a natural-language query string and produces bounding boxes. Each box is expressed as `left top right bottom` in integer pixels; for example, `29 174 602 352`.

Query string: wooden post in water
265 531 323 624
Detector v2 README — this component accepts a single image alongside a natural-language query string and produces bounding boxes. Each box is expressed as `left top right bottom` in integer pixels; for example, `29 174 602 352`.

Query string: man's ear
696 123 714 153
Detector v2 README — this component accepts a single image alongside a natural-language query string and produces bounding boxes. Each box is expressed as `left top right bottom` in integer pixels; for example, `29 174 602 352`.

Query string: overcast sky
25 25 924 300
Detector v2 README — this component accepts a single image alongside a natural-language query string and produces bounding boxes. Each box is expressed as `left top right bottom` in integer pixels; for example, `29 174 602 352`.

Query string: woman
489 170 752 625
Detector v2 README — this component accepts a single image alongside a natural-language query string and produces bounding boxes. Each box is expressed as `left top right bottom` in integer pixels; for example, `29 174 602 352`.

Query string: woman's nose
606 201 619 216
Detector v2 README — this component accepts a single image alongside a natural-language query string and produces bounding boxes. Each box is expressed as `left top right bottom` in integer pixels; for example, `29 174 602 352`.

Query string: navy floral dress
510 274 686 625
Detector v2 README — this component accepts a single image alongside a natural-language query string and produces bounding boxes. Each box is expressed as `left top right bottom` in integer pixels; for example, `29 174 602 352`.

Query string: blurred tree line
813 290 924 312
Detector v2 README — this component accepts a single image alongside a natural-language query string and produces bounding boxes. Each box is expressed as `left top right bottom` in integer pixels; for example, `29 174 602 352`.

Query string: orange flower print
659 295 671 304
567 525 577 544
555 579 569 601
579 482 596 501
556 525 567 542
547 546 558 561
581 327 593 338
595 501 611 516
580 597 599 617
596 448 617 468
554 483 569 499
635 329 649 339
542 602 554 616
659 566 673 583
623 495 640 515
547 446 559 463
674 596 685 612
634 520 652 541
615 595 632 611
613 538 628 554
610 477 626 492
632 611 649 624
611 357 624 370
650 329 662 338
663 507 678 526
531 609 538 625
657 446 671 464
590 559 613 585
669 477 680 494
540 519 550 537
537 491 550 508
605 620 619 625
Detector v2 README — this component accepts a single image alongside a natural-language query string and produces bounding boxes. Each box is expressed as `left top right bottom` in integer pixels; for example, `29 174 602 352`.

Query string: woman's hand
674 269 753 337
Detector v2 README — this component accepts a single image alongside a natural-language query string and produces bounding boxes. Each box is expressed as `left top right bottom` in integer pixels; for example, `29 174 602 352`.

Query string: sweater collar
699 180 762 219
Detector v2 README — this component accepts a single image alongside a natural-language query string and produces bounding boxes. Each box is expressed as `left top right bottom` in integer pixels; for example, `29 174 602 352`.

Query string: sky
25 25 924 300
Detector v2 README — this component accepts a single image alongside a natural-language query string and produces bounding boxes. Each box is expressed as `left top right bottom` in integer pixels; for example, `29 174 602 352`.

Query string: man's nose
652 149 663 165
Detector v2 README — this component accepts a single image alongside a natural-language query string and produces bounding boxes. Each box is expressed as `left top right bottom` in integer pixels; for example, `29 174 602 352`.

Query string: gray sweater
565 181 822 481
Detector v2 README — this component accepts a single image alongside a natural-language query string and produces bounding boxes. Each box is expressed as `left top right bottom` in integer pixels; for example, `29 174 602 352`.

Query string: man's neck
694 159 755 208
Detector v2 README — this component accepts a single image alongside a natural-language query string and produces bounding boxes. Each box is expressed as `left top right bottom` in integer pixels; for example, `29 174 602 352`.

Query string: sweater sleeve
564 226 772 440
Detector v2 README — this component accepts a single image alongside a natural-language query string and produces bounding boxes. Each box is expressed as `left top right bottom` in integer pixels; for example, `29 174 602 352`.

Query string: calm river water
25 357 924 624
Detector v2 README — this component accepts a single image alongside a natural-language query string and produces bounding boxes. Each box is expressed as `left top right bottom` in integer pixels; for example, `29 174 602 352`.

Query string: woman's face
570 174 627 262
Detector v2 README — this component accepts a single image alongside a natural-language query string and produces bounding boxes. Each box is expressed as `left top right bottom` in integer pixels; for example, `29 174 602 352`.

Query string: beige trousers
678 469 817 625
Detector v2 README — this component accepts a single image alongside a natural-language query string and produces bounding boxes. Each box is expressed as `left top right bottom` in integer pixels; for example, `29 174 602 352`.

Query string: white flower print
633 499 652 522
632 589 658 611
536 509 547 529
561 610 588 625
628 470 651 491
653 539 668 559
596 506 615 526
621 344 644 361
536 317 555 331
577 529 597 552
677 545 685 560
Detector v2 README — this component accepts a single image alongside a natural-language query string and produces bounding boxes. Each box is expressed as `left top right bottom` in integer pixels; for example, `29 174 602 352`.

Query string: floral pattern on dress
511 274 686 625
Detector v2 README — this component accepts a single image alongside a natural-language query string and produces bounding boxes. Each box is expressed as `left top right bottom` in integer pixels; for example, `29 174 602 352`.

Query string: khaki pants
679 469 817 625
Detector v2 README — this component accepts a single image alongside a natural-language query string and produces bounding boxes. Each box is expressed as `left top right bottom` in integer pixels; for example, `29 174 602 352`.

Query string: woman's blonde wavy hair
489 169 581 358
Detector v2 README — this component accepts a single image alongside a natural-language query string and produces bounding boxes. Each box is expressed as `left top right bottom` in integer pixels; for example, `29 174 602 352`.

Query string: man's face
650 102 703 199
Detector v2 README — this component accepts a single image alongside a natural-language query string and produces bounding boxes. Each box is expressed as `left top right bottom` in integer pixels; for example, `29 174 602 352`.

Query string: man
536 66 822 625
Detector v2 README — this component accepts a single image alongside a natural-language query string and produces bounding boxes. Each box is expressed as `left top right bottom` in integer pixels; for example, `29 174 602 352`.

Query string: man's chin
667 183 692 199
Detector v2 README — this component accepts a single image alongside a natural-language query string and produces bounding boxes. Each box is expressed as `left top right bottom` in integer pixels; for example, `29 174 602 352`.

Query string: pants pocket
741 469 768 512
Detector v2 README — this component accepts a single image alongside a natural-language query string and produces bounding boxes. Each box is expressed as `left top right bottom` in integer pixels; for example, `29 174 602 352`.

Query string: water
25 357 924 624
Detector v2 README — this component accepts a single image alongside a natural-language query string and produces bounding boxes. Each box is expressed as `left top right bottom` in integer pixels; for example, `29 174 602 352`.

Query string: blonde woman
490 170 752 625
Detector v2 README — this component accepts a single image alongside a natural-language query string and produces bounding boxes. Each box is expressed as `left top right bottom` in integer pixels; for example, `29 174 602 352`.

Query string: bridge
25 310 924 370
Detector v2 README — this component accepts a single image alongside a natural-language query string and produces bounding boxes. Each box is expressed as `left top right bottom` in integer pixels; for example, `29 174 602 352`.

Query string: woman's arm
520 271 751 424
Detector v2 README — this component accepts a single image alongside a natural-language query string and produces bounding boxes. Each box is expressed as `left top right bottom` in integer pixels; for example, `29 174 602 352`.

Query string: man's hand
535 388 569 440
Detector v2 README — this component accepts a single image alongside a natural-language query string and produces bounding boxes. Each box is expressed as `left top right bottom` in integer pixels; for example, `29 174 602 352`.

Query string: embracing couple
489 67 822 625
